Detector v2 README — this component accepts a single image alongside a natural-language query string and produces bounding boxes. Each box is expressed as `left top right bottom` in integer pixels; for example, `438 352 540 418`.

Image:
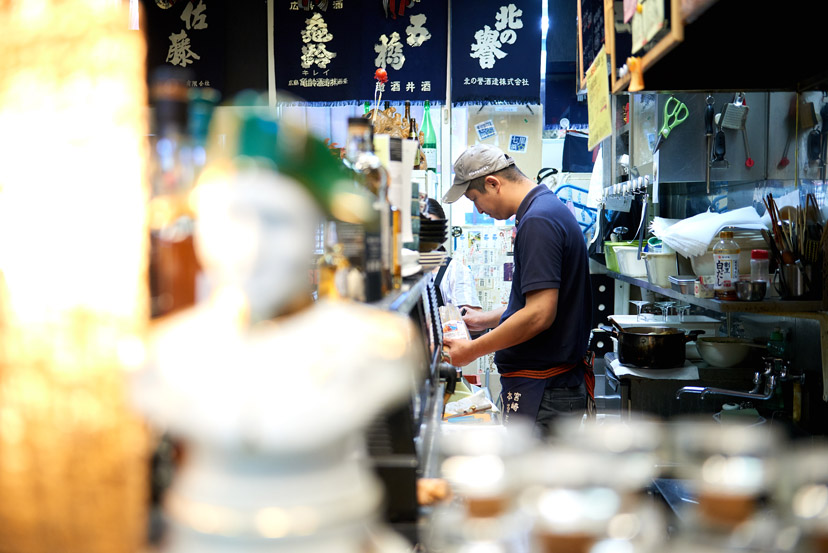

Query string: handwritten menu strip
586 46 611 151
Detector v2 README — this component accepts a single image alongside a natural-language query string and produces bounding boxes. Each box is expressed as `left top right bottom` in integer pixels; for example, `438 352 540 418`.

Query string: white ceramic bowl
696 337 754 368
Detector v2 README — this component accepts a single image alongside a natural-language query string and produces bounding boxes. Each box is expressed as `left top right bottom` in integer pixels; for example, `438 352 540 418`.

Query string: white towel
650 207 767 258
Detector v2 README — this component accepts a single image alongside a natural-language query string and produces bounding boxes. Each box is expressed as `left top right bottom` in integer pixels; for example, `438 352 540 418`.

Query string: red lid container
751 249 769 259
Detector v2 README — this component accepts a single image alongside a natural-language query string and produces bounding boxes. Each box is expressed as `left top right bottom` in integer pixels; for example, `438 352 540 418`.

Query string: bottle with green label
422 100 438 172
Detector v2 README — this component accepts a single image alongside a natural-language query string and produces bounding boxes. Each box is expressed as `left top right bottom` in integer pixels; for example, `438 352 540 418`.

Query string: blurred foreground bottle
422 100 438 172
346 117 392 300
148 67 211 318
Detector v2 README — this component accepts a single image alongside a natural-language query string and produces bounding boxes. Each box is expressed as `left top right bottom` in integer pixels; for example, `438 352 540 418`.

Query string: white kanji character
405 13 431 47
204 80 210 87
464 77 470 85
499 78 506 85
495 4 523 44
376 82 385 92
522 78 529 86
374 32 406 70
406 81 415 91
470 26 506 69
166 30 200 67
391 81 401 92
181 0 208 30
421 80 431 92
513 392 521 401
290 1 300 9
507 392 513 401
301 13 333 43
301 43 337 68
510 402 519 412
333 0 343 7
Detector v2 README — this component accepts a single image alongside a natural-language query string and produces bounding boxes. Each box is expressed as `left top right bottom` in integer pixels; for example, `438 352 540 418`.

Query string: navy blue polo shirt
494 185 593 387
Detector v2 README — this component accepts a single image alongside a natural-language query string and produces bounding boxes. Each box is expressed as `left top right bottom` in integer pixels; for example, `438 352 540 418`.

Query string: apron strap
433 257 451 307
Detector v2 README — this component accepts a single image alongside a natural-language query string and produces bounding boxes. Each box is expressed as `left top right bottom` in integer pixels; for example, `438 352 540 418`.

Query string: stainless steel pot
600 322 705 369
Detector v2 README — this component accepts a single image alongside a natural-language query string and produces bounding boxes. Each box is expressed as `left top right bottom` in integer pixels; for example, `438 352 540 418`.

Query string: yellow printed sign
586 45 611 151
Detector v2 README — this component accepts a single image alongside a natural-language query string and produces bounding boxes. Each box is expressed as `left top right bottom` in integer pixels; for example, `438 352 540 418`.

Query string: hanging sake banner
274 1 447 105
142 0 227 95
450 0 542 105
357 1 448 104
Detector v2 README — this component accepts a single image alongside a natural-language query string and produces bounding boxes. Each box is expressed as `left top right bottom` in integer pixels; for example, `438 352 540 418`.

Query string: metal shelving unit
606 271 828 402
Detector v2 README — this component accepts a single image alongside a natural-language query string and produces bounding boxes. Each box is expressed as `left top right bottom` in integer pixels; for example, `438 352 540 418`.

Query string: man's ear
485 175 501 193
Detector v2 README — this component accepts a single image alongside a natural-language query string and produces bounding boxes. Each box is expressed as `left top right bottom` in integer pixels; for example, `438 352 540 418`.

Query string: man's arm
444 288 558 367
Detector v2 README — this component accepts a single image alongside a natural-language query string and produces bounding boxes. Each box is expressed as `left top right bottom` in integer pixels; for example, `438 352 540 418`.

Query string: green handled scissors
652 96 689 153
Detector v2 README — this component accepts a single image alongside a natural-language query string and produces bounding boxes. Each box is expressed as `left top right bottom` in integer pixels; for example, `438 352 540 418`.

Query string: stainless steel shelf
606 271 824 314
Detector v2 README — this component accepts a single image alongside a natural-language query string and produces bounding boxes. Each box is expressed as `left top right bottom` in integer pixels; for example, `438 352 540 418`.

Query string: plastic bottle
767 327 787 358
713 229 740 300
750 249 770 298
422 100 438 172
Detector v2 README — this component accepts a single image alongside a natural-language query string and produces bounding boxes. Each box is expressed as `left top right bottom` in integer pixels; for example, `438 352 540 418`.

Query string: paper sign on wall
508 135 528 153
586 45 611 151
475 119 496 140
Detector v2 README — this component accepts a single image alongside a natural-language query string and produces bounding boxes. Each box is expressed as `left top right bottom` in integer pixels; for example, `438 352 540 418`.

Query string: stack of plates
419 251 447 271
419 217 448 252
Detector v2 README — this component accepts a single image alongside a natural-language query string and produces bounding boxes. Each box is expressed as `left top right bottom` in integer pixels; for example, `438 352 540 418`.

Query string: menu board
577 0 605 90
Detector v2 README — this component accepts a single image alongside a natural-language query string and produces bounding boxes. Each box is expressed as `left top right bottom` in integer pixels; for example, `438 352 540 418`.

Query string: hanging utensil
636 193 649 260
705 95 715 193
820 103 828 180
652 96 689 154
712 104 728 167
721 93 749 130
778 97 796 169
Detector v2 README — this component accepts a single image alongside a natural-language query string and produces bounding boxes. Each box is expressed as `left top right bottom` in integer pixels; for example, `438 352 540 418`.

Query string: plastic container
750 249 770 298
643 251 677 287
713 230 740 300
612 245 648 277
669 275 697 294
604 241 638 273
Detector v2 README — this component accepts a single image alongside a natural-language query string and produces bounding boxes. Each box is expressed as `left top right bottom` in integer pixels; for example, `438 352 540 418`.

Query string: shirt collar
515 185 549 226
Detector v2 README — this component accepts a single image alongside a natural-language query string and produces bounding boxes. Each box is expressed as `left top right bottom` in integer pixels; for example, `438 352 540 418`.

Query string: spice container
750 249 770 298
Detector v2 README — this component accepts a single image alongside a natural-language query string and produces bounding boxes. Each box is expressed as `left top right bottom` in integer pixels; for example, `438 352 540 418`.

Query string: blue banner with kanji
274 0 447 105
142 0 226 97
450 1 542 105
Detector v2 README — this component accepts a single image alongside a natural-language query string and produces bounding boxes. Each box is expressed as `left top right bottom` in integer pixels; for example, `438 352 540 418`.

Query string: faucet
676 358 803 401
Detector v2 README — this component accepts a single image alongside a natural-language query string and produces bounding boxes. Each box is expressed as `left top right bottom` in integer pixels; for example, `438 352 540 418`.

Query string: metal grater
721 93 749 130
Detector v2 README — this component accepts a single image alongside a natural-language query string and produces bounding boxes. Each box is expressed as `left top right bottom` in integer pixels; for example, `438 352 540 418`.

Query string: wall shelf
606 271 824 314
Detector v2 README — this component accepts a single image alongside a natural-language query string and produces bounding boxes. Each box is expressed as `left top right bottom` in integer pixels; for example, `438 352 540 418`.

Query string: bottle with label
409 117 423 169
316 222 350 300
148 66 199 319
345 117 391 300
422 100 438 172
713 229 740 300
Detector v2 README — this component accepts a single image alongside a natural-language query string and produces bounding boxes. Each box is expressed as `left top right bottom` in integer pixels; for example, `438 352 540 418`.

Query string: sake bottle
422 100 438 172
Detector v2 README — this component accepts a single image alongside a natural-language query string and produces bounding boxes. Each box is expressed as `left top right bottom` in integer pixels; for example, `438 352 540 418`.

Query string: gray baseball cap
442 144 515 204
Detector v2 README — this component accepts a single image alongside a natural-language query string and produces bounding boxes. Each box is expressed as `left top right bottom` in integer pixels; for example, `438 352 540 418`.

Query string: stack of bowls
419 216 448 252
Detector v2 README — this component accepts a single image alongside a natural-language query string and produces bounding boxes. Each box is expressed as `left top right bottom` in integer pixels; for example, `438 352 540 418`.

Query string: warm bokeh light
0 1 150 551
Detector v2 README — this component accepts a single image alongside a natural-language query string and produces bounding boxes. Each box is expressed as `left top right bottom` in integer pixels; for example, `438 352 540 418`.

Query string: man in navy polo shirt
442 144 594 435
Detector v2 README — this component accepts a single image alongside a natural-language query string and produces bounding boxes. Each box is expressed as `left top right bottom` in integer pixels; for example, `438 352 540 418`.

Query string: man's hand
462 307 497 332
443 338 478 367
